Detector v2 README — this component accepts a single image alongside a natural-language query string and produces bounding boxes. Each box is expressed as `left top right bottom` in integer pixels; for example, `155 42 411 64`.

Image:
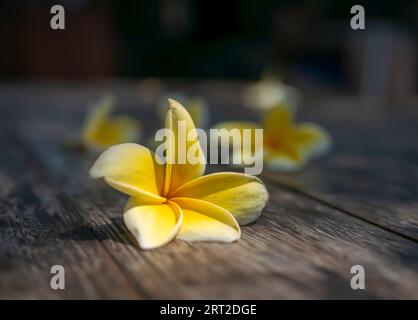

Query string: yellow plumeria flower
158 93 210 128
214 104 332 172
89 99 269 249
243 78 301 111
82 95 141 151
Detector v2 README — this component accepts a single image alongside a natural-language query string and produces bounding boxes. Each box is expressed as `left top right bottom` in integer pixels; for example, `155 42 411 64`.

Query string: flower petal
124 201 183 249
294 122 332 158
105 115 141 143
243 81 286 110
89 143 166 203
87 116 141 150
262 104 294 140
82 95 114 148
82 96 141 150
264 149 308 172
170 172 269 225
171 197 240 243
243 80 300 111
163 99 206 195
159 94 209 129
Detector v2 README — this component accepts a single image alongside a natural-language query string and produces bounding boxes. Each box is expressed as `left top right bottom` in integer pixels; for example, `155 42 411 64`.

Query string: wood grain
0 82 417 299
17 114 418 299
0 130 142 299
263 116 418 241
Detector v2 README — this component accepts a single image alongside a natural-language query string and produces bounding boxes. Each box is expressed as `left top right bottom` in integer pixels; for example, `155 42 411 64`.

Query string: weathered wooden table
1 81 417 299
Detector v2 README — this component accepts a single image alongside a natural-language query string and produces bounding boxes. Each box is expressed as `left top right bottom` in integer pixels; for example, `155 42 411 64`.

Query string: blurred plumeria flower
243 77 301 111
158 93 210 129
82 95 142 151
214 104 332 172
89 99 269 249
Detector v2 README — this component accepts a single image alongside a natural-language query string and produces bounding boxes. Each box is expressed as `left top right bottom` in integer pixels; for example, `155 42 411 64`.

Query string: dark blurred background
0 0 416 99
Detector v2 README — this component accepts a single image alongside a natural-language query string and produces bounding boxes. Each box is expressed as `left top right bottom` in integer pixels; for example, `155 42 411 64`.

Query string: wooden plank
0 130 143 299
263 116 418 241
2 82 418 298
19 120 418 299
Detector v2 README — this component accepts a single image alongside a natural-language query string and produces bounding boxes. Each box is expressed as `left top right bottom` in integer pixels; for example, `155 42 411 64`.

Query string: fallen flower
82 95 141 151
89 99 269 249
214 104 332 171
